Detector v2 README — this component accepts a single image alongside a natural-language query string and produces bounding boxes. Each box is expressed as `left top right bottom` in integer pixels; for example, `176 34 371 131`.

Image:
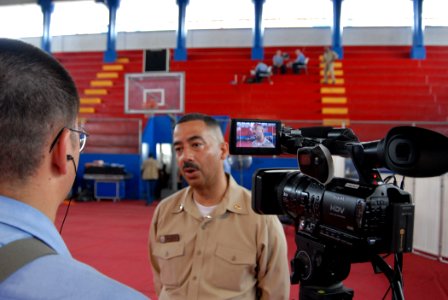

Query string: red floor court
56 200 448 300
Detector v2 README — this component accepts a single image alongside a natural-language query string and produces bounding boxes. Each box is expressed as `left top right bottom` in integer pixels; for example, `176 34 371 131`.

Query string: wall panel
21 26 448 52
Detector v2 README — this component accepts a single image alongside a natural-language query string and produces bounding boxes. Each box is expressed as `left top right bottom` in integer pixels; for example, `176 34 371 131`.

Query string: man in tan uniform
142 154 160 205
149 113 290 299
323 47 339 84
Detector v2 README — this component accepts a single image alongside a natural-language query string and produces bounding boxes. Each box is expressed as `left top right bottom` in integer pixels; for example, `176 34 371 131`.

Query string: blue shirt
295 53 306 64
0 195 149 300
272 54 284 66
255 62 269 72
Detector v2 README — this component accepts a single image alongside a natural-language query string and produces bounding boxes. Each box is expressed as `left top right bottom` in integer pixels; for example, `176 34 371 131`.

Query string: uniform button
197 250 202 255
193 276 197 281
165 251 169 257
231 256 236 261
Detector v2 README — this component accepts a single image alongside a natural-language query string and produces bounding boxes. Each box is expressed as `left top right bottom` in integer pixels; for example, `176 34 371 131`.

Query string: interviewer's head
0 39 80 217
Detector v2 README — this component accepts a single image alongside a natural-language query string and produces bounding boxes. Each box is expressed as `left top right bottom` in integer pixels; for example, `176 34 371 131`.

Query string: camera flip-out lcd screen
229 119 282 155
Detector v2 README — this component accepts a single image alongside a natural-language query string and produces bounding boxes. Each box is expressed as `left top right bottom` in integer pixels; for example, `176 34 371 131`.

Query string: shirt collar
172 175 249 217
0 195 71 257
220 175 249 215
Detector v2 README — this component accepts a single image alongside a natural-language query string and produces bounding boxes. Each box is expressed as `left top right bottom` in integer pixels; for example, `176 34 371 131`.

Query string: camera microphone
381 126 448 177
298 127 359 158
298 126 357 141
299 127 335 139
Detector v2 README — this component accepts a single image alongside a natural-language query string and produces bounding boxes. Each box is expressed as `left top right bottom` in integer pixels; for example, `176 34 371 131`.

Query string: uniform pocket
209 244 256 291
152 242 185 287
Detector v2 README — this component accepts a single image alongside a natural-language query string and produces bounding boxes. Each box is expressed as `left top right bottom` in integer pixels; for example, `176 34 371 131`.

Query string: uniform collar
171 175 249 217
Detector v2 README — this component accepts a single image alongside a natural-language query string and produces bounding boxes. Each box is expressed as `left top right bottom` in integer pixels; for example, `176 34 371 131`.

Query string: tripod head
291 233 405 300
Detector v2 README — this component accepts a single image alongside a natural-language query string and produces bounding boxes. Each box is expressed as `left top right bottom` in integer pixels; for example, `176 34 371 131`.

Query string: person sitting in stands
289 49 307 74
253 61 271 83
242 61 272 84
272 50 287 74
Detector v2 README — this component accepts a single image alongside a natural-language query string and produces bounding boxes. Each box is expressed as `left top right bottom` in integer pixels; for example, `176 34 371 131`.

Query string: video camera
229 118 448 300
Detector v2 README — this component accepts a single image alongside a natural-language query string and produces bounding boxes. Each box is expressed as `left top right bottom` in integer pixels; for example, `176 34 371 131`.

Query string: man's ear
51 129 70 175
220 142 229 160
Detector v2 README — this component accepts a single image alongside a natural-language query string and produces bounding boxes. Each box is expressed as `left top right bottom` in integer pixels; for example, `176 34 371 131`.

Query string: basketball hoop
124 72 185 115
143 98 159 110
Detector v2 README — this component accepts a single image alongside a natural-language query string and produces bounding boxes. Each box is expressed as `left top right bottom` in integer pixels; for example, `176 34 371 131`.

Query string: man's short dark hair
177 113 220 129
176 113 224 142
0 38 79 182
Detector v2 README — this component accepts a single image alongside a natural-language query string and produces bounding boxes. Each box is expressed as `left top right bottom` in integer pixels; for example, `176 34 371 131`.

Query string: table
83 174 130 202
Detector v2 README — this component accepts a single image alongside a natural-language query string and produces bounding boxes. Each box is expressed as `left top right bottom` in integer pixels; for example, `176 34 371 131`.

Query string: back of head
0 38 79 184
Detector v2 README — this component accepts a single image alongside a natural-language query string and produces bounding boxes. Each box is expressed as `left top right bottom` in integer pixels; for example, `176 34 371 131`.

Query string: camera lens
277 172 324 221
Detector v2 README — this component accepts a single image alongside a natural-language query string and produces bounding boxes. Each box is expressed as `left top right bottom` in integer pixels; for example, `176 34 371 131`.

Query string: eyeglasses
49 127 89 153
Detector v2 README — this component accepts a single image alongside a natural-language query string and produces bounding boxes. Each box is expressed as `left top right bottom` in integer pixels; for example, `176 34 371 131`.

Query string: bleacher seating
54 50 144 153
54 46 447 150
54 50 143 118
171 46 325 120
172 46 448 141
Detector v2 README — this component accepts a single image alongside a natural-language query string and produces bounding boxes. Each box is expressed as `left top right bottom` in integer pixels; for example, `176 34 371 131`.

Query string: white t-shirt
194 199 218 217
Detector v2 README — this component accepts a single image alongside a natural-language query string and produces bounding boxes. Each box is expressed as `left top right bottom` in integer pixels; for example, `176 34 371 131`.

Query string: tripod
370 253 405 300
292 233 405 300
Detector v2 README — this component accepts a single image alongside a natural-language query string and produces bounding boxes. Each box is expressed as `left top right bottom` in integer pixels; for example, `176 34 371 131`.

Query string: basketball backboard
125 72 184 114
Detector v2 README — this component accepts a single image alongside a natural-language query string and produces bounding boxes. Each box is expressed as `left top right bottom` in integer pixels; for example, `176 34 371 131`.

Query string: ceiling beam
0 0 88 6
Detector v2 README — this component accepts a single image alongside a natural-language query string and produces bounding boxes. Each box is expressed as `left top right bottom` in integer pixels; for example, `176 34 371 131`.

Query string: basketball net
143 98 159 118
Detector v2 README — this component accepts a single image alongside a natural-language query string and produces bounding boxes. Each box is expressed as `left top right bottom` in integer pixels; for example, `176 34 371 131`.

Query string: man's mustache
183 161 199 171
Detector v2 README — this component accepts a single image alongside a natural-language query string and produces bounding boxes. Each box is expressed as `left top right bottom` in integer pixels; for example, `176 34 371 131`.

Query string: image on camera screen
229 119 281 155
236 121 276 148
